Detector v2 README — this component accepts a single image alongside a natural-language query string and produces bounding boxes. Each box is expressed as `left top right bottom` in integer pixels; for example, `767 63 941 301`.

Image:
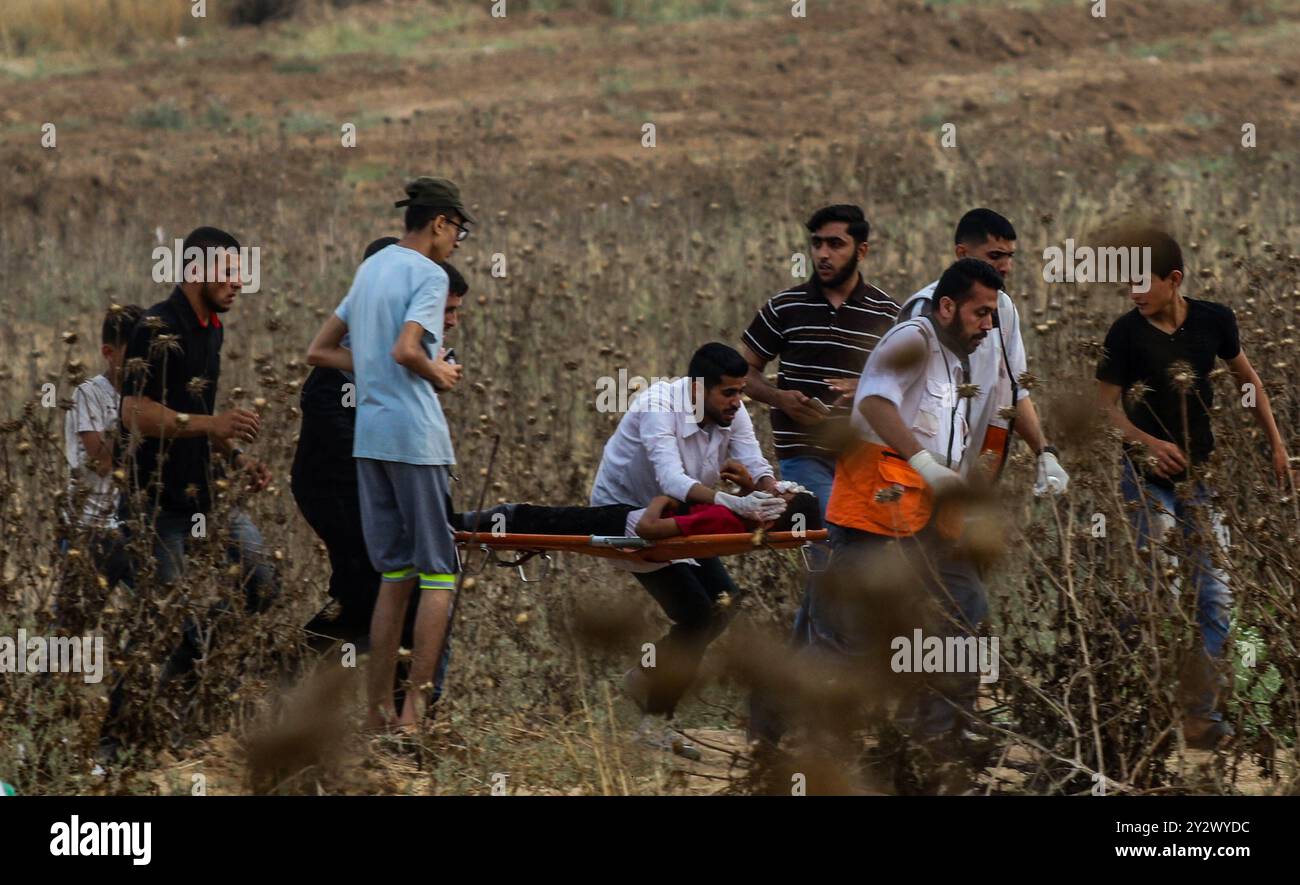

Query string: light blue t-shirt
335 245 455 466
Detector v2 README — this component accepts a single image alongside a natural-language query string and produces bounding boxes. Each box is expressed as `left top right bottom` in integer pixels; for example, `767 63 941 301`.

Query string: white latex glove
749 490 788 514
1034 450 1069 496
908 450 964 495
774 480 809 496
716 490 787 521
752 492 788 521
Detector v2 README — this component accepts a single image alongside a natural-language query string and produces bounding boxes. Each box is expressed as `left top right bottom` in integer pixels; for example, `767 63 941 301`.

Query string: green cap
394 177 475 224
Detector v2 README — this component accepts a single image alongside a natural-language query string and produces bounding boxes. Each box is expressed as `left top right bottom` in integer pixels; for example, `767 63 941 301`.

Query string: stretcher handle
589 536 653 549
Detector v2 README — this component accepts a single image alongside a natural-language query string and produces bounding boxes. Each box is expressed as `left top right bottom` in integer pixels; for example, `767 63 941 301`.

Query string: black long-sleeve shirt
291 367 359 501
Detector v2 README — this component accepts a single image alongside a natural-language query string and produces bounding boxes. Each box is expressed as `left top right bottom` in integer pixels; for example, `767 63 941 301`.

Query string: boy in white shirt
59 304 142 630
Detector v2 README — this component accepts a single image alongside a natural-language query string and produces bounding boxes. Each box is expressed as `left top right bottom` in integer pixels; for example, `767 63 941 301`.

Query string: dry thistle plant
1 111 1297 797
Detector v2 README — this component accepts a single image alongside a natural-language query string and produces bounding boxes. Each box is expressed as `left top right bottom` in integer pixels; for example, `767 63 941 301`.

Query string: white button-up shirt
590 376 775 507
898 282 1028 454
850 317 973 470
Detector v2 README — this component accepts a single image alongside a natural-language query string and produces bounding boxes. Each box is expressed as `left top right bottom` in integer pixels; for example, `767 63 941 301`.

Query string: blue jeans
1121 461 1232 720
750 522 988 744
152 508 281 675
779 457 835 639
818 524 988 738
748 457 835 744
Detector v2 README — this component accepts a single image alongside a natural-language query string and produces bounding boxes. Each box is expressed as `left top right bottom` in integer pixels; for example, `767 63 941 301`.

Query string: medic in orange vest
827 259 1008 540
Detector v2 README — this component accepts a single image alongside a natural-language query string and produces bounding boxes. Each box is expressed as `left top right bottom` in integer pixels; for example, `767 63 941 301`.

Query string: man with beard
591 342 786 759
896 208 1067 492
741 204 899 516
740 204 897 746
117 226 277 689
805 259 1002 772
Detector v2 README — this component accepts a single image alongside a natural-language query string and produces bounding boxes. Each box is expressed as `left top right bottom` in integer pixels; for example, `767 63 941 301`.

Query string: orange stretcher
455 529 829 582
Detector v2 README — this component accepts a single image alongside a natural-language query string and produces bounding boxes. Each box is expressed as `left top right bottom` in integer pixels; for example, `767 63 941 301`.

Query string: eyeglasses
448 218 471 242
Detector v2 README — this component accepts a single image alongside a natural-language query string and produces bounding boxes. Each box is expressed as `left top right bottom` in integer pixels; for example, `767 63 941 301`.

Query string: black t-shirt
1095 297 1240 484
290 367 359 500
118 288 224 514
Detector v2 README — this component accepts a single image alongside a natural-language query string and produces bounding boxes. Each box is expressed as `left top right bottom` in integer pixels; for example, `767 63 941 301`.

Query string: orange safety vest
982 424 1009 461
826 440 964 541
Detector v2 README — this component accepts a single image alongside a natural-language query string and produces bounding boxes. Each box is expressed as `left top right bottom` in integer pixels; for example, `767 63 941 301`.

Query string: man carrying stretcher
586 342 803 758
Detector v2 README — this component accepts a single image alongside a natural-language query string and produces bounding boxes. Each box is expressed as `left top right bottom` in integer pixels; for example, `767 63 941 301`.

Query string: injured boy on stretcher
451 460 823 542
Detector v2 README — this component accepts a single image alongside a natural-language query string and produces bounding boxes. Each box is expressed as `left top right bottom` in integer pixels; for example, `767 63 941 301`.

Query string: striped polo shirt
742 276 898 460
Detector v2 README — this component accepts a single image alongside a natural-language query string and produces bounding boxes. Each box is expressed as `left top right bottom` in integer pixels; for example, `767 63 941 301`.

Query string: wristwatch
1039 445 1060 458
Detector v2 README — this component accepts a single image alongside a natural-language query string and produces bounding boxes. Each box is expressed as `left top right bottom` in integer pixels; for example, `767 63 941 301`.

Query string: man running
591 342 787 759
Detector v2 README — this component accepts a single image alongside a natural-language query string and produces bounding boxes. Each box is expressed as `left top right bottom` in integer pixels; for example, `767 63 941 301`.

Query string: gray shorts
356 459 458 590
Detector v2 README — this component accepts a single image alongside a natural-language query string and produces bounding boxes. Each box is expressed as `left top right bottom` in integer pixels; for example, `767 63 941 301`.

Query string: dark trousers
815 524 987 738
751 523 988 747
151 508 281 678
56 530 136 634
633 557 742 717
454 503 633 536
58 529 135 740
297 492 390 647
100 506 279 741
